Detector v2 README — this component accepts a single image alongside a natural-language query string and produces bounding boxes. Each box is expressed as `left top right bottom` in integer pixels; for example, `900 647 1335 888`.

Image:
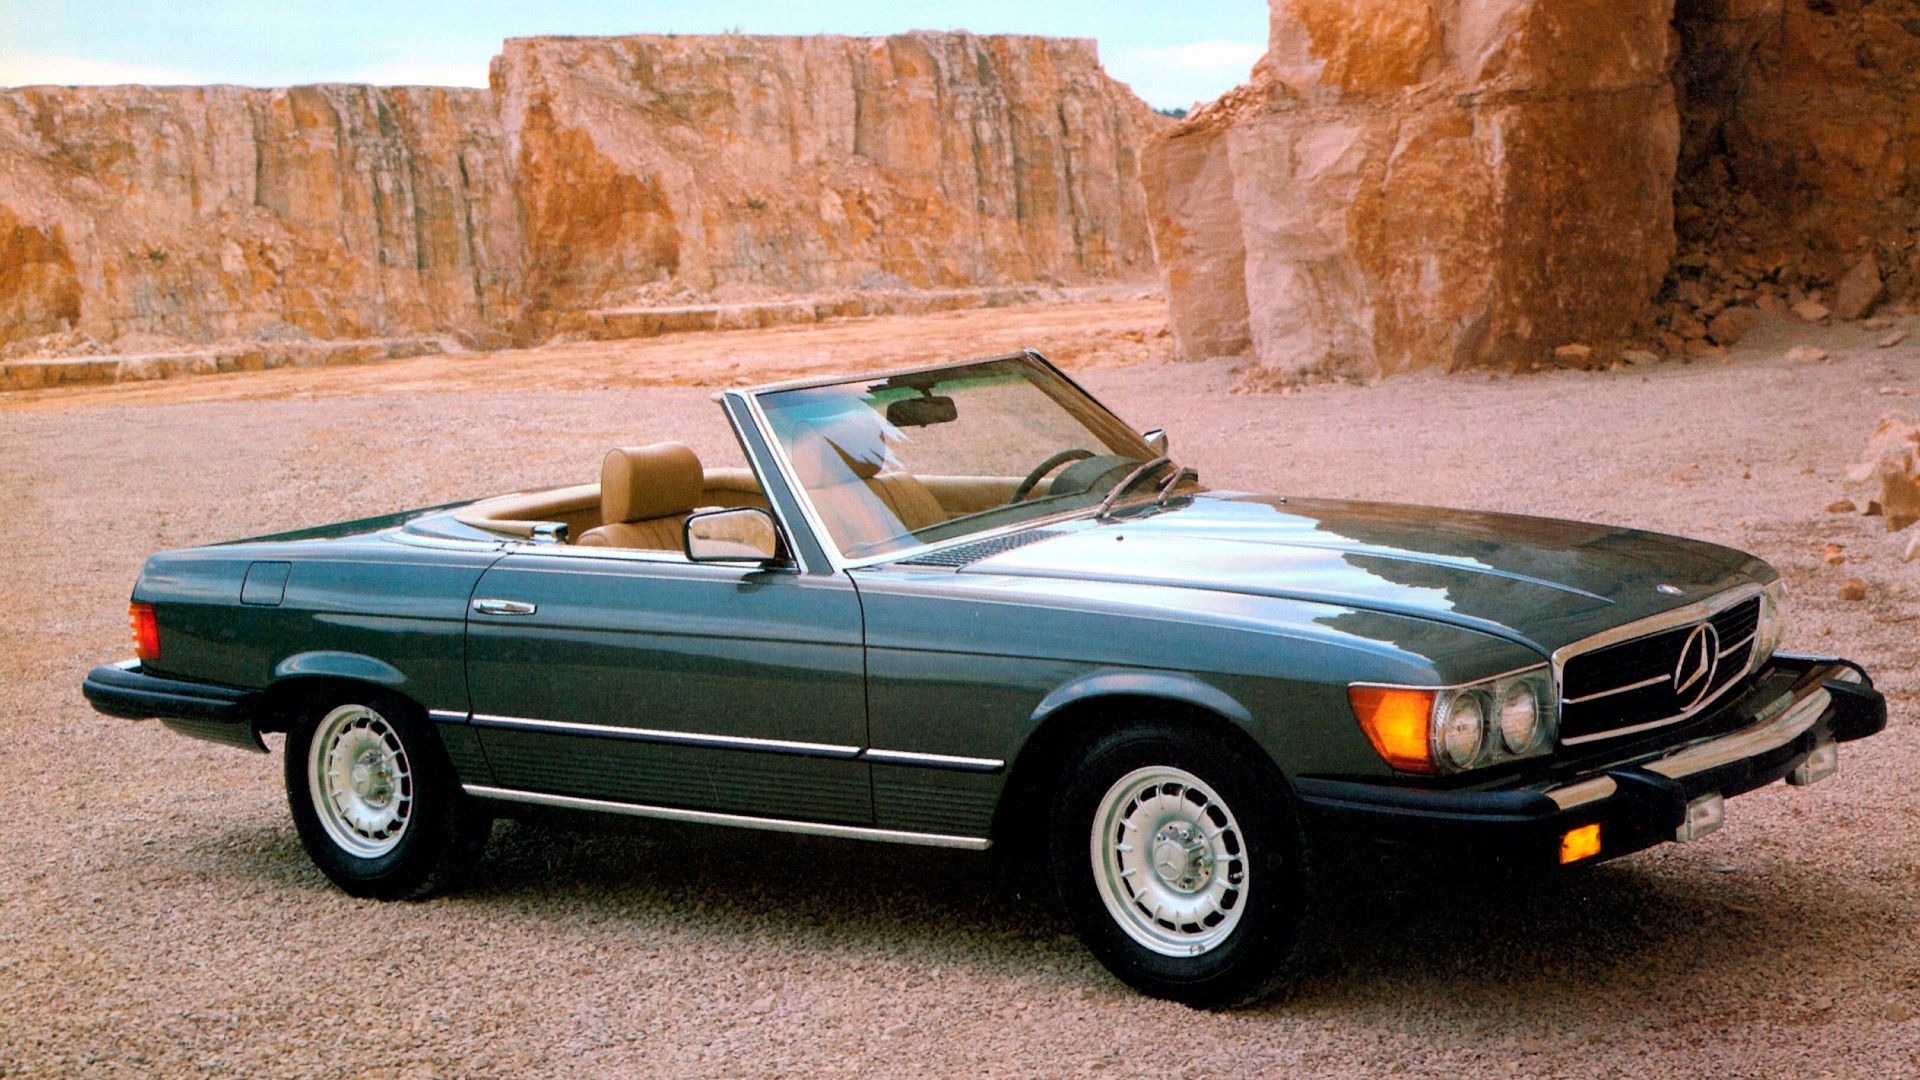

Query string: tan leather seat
576 443 705 550
788 431 945 555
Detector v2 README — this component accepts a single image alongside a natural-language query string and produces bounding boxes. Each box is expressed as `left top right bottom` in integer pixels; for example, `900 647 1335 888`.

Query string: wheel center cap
351 748 392 804
1150 822 1213 893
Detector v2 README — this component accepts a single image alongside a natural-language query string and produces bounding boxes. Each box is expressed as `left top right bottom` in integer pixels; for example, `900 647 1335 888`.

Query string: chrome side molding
463 713 1007 772
464 784 993 850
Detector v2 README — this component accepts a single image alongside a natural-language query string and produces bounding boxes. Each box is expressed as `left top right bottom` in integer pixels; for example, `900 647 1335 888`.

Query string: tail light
130 602 160 662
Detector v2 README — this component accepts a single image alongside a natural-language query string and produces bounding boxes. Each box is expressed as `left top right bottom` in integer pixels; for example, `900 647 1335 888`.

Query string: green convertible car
84 351 1886 1006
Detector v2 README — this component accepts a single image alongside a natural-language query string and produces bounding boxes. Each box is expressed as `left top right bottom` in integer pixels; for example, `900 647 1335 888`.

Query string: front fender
1032 669 1255 729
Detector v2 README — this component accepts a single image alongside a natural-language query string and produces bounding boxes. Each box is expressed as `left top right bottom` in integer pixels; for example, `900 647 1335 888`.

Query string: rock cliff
0 33 1161 355
496 34 1160 326
1145 0 1680 380
0 85 524 350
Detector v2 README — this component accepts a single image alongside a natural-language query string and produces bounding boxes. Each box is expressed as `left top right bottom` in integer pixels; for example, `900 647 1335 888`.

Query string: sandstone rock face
494 34 1159 325
0 33 1160 354
0 85 525 349
1146 0 1679 379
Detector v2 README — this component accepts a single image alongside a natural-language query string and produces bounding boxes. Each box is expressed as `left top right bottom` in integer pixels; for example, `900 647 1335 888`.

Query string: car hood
959 494 1768 655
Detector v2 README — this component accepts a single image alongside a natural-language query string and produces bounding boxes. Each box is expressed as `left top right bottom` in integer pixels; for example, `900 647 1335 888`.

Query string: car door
462 549 871 825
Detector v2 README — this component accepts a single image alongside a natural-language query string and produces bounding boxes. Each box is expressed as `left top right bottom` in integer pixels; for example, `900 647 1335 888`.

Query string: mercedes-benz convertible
84 350 1886 1006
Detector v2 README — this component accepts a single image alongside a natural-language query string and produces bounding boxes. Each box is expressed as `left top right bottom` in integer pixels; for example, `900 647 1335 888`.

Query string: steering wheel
1011 448 1096 502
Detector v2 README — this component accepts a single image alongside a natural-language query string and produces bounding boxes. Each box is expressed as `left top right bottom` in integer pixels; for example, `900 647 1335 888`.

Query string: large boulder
1144 0 1679 380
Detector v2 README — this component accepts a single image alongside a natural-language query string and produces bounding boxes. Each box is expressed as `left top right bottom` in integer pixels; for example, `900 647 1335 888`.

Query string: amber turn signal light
1559 823 1602 864
130 602 160 662
1348 686 1437 774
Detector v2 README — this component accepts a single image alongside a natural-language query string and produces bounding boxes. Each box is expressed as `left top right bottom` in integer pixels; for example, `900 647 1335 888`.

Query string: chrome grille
1558 596 1761 744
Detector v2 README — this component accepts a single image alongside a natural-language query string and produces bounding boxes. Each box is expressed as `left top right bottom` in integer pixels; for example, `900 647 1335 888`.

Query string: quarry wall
0 33 1162 355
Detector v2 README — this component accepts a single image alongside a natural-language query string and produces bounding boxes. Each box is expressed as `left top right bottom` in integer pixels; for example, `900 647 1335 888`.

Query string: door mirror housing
1141 428 1169 455
684 507 786 565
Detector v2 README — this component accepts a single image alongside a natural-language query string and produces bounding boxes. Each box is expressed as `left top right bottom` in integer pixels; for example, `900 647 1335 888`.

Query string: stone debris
1837 578 1868 602
1832 254 1886 321
1879 330 1907 349
1707 306 1761 346
1863 317 1896 332
1621 349 1659 365
1786 346 1830 364
1554 344 1595 365
1844 413 1920 532
1791 300 1833 324
1827 499 1858 514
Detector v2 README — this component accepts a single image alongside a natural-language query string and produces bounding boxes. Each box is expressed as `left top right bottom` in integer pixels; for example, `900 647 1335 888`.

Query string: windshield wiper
1153 466 1198 508
1094 456 1171 520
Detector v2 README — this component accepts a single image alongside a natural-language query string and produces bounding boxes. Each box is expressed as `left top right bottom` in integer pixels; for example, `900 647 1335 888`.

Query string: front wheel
1049 723 1315 1007
284 693 490 900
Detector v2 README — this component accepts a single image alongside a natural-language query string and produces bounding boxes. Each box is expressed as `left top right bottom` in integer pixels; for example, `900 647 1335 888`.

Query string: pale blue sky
0 1 1269 110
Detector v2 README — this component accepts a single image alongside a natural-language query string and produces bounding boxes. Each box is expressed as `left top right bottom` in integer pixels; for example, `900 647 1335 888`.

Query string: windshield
754 356 1189 560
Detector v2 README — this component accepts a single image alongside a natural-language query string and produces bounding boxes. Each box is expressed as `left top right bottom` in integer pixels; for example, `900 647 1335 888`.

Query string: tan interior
451 443 1043 553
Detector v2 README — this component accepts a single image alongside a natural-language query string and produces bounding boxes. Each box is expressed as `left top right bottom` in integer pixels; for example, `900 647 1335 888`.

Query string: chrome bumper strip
464 785 992 850
1546 776 1618 811
1646 688 1831 781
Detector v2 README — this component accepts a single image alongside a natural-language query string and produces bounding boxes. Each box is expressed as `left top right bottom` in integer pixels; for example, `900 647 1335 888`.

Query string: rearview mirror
886 395 958 428
1142 428 1169 455
683 507 785 564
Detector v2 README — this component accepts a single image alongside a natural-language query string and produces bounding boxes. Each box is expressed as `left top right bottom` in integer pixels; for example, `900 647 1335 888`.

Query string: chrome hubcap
1090 766 1249 957
308 705 413 858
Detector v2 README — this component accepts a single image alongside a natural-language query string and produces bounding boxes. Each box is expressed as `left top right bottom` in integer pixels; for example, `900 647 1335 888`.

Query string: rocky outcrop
495 34 1160 326
1145 0 1680 380
0 85 525 350
0 33 1161 355
1665 0 1920 335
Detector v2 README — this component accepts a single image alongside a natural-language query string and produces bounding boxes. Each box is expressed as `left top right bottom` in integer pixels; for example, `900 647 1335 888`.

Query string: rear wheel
284 693 489 900
1049 723 1314 1007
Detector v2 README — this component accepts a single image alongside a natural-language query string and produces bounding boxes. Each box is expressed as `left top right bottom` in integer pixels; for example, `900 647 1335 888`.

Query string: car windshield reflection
753 355 1187 561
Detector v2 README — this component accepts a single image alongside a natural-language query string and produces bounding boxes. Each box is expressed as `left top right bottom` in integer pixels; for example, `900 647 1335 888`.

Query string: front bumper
82 660 266 752
1294 655 1886 866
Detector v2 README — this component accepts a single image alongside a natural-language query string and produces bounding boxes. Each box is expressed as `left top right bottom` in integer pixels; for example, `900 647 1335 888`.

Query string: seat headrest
602 443 704 524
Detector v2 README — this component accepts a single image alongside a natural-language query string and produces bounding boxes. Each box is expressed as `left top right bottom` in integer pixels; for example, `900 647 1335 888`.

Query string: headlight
1753 580 1788 670
1436 692 1488 768
1497 680 1546 754
1349 665 1558 775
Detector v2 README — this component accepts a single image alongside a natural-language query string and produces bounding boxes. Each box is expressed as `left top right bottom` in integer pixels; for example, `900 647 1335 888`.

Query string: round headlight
1436 692 1488 769
1755 581 1788 663
1498 682 1544 754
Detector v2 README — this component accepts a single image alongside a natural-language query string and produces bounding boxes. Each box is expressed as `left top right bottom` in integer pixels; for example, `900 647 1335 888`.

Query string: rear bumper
82 660 266 752
1295 655 1886 866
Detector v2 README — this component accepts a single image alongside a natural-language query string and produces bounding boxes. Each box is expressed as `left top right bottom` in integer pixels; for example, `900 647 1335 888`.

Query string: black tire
1048 722 1315 1008
283 690 490 900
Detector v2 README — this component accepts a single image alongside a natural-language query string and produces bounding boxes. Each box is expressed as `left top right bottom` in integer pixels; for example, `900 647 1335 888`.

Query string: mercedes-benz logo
1672 623 1721 710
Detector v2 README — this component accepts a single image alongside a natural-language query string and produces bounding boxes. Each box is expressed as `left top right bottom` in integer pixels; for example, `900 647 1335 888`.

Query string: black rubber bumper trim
1295 655 1887 865
81 661 266 752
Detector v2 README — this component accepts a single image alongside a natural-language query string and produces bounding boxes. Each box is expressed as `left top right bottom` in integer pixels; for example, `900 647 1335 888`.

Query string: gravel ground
2 304 1916 1077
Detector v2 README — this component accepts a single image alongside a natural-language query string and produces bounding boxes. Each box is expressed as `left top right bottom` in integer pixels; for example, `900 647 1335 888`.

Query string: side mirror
684 507 785 565
1142 428 1169 455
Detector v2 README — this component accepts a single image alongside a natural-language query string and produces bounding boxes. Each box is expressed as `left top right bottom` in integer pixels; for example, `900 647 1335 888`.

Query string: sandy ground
2 300 1917 1077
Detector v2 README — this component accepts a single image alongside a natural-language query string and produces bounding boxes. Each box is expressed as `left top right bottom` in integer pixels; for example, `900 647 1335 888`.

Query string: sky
0 1 1270 111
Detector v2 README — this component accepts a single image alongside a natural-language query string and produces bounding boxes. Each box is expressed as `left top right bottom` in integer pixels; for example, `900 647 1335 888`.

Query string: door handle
472 598 537 616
